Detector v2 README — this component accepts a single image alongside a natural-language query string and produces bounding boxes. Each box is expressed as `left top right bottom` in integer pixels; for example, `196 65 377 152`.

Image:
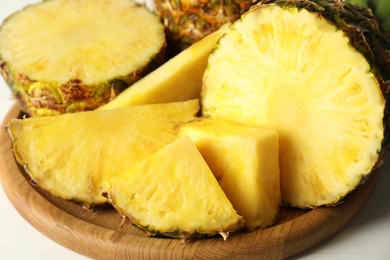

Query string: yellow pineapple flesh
179 118 281 230
102 136 244 239
99 23 229 111
7 100 199 207
0 0 166 116
201 5 385 207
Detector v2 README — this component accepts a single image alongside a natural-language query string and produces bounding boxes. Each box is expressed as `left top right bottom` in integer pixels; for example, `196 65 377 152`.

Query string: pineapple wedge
201 1 389 208
99 23 229 111
102 136 244 240
0 0 166 116
179 118 281 230
7 100 199 207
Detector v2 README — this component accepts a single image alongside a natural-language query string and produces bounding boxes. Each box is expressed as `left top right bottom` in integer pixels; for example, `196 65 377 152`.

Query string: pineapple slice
99 23 229 111
102 136 244 240
179 118 281 230
201 2 389 208
0 0 165 116
7 100 199 207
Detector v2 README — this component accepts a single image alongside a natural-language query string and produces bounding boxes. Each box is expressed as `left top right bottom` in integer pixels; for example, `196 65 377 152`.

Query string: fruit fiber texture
201 0 390 208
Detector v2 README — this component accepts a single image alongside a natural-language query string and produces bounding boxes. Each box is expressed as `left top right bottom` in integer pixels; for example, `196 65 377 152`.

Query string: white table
1 1 390 259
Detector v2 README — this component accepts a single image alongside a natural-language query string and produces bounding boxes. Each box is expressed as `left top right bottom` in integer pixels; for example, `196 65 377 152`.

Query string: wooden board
0 105 381 259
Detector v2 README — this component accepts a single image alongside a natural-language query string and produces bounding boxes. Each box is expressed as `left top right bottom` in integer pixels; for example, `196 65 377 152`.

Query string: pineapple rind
0 0 166 116
8 100 200 207
202 2 388 208
103 137 244 239
153 0 257 52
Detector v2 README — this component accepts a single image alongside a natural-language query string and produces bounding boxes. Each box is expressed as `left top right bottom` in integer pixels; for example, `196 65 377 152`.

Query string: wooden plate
0 105 381 259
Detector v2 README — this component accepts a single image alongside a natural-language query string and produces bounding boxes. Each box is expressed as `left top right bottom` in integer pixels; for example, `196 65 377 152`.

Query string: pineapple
346 0 390 32
201 0 390 208
102 136 244 240
152 0 257 52
179 118 281 230
0 0 166 116
100 23 229 111
7 100 199 207
369 0 390 32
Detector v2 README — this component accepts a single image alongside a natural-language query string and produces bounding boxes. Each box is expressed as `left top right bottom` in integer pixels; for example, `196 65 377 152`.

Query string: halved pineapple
100 23 229 111
7 100 199 207
179 118 281 230
102 136 244 240
201 1 389 208
0 0 165 116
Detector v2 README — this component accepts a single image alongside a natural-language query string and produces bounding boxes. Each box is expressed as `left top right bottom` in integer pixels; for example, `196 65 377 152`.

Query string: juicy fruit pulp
103 136 244 239
0 0 165 116
202 3 387 207
8 100 199 207
179 118 281 230
100 24 228 111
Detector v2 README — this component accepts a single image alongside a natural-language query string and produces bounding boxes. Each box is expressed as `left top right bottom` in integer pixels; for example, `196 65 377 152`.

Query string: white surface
0 1 389 259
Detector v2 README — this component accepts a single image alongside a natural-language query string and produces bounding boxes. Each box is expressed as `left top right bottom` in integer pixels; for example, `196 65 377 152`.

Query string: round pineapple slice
201 1 390 208
0 0 165 116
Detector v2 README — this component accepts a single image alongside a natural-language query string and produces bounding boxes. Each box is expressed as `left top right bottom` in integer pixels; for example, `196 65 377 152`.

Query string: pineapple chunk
179 118 281 230
99 23 229 111
7 100 199 207
102 136 244 239
0 0 166 116
201 5 386 207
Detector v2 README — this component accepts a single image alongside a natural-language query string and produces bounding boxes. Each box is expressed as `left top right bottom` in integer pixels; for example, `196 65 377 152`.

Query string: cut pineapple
7 100 199 207
102 136 244 239
179 118 281 230
99 23 229 111
0 0 165 116
201 2 388 207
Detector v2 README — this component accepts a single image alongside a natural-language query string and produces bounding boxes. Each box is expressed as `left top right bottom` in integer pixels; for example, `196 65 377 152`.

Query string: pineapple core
103 136 244 239
179 118 281 230
202 6 385 207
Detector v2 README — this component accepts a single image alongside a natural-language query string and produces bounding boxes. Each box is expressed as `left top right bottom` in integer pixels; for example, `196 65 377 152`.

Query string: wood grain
0 105 382 259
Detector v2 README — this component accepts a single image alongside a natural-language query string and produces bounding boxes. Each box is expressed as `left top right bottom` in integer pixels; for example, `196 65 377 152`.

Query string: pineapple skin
0 60 162 117
153 0 258 52
258 0 390 155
